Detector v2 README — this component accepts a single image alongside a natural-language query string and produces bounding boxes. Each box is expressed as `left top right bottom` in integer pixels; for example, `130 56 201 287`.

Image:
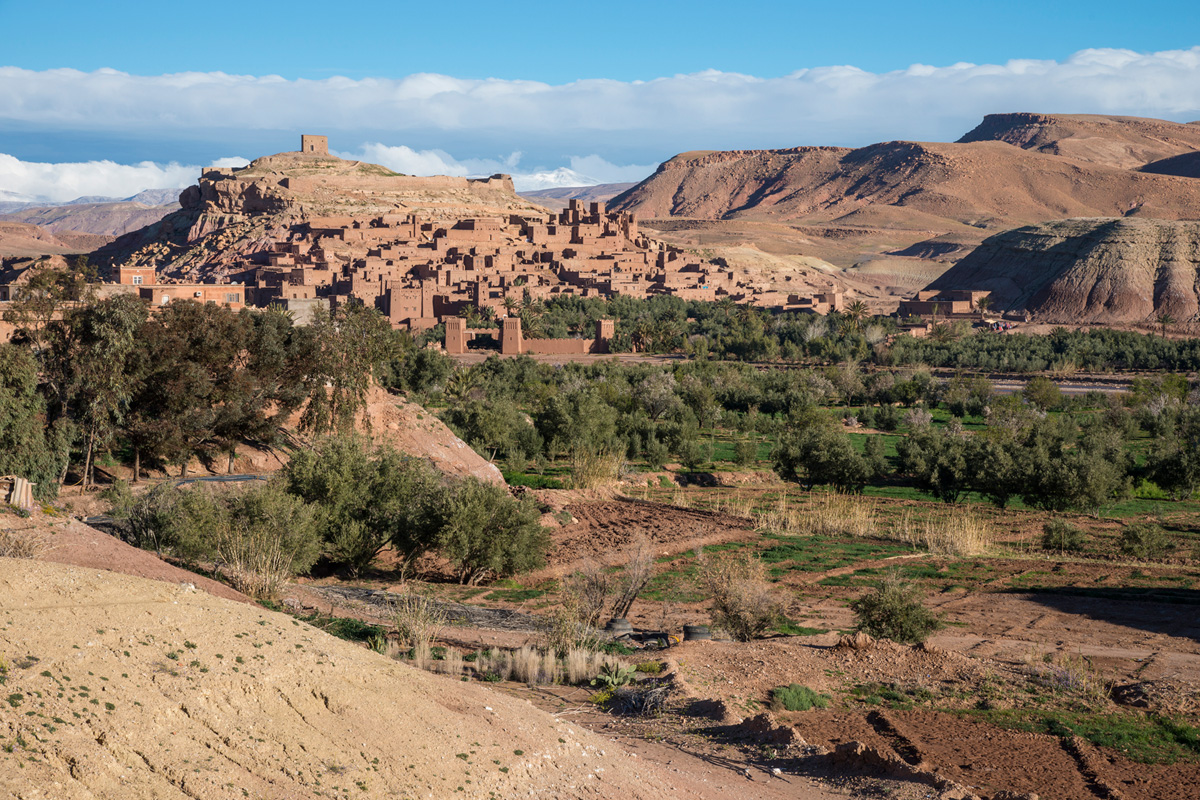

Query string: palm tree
1157 312 1175 339
501 296 518 316
844 299 869 331
976 296 992 319
716 296 736 320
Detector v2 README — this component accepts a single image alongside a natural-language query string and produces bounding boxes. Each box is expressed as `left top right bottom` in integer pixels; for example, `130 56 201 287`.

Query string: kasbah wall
444 316 613 356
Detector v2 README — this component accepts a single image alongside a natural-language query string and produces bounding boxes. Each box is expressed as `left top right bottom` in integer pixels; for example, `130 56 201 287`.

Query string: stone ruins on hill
92 137 846 328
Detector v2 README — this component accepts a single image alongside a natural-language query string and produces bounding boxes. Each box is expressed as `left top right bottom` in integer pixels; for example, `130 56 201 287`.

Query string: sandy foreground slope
0 558 840 799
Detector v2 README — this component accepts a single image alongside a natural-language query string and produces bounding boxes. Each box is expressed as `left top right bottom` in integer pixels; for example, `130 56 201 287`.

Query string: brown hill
0 556 713 799
957 112 1200 170
610 137 1200 230
608 114 1200 304
1141 151 1200 179
0 198 180 236
93 149 547 281
0 220 112 258
925 217 1200 325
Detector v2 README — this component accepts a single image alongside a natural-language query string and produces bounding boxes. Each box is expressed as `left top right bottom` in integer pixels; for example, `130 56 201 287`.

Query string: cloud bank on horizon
2 46 1199 203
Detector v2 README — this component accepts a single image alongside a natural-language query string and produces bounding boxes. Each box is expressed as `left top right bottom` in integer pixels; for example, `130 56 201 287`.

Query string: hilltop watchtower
300 135 329 155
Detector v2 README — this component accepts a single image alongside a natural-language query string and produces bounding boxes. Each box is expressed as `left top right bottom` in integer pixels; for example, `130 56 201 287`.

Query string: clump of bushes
697 553 781 642
1121 522 1169 559
127 480 320 600
850 570 940 644
771 684 830 712
128 436 551 590
1041 519 1088 553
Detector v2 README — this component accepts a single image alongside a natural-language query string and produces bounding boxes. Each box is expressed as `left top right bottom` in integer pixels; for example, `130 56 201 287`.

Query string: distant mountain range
0 188 184 237
519 183 637 210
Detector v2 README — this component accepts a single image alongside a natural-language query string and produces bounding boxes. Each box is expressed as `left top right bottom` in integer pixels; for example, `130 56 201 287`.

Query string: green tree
1023 376 1062 411
437 479 549 584
0 344 70 498
283 436 446 575
54 295 148 489
301 303 396 436
1149 406 1200 500
773 422 871 493
896 426 971 503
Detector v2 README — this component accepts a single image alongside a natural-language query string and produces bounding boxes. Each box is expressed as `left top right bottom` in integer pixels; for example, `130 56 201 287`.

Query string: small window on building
132 275 143 285
225 293 238 304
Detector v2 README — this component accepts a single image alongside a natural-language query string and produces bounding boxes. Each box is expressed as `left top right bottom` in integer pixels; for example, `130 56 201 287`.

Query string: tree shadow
1012 586 1200 644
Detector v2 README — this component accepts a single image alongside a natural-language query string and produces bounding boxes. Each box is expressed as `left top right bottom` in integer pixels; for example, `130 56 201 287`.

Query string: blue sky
4 0 1194 83
1 0 1199 200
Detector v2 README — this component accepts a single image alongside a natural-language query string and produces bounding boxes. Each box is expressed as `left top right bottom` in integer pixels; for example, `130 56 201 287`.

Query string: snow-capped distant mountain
125 188 186 206
0 188 52 213
507 168 600 193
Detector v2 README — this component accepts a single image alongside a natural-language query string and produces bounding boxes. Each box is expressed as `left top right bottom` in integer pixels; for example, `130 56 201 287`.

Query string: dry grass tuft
390 593 445 655
0 525 47 559
512 645 543 686
439 648 463 677
570 450 624 490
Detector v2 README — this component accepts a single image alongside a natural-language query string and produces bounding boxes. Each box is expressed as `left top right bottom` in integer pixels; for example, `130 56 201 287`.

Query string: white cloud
0 147 647 204
0 153 249 204
1 48 1198 163
336 144 654 191
4 47 1200 202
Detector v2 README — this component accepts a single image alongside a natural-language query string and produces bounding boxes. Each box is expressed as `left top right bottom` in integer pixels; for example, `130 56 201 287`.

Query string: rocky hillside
92 149 547 282
608 114 1200 294
925 217 1200 325
0 557 691 799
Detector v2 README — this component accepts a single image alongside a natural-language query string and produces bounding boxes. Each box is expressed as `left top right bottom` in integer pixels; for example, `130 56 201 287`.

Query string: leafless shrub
904 408 933 429
611 533 655 619
0 526 46 559
561 559 612 629
697 553 782 642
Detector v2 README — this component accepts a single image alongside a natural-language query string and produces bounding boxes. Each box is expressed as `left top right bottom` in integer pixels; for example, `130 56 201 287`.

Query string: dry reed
893 506 991 556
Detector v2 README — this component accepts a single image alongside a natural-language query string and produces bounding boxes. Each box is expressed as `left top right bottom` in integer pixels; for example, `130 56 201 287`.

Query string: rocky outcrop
957 112 1200 170
92 149 545 283
926 218 1200 325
